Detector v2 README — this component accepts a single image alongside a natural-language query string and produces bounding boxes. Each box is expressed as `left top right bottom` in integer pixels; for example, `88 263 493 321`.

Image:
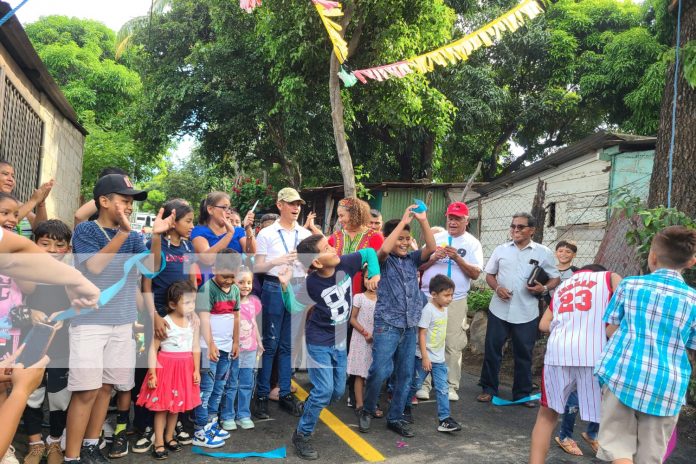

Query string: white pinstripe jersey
545 271 612 367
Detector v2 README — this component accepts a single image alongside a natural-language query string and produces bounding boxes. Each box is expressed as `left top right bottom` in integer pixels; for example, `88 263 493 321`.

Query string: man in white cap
418 202 483 401
253 188 311 419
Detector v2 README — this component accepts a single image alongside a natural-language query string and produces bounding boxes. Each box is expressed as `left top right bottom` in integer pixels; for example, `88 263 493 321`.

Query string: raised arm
377 206 415 261
192 219 236 266
416 211 436 262
74 200 97 226
81 203 133 275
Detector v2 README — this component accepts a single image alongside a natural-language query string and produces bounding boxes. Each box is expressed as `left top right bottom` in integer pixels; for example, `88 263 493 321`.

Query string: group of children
1 165 468 464
529 233 696 463
1 158 695 464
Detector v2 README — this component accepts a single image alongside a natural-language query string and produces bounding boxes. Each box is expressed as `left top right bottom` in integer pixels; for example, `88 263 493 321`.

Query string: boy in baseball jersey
529 264 621 464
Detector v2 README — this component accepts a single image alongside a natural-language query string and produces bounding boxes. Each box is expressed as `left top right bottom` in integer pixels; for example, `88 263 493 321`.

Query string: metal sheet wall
378 187 448 243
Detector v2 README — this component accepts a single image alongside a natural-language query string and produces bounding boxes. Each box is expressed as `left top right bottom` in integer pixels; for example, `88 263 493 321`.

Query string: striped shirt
545 271 612 367
594 269 696 417
72 221 146 326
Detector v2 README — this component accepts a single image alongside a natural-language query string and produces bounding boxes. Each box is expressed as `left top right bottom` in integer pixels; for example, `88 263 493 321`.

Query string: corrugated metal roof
474 131 655 196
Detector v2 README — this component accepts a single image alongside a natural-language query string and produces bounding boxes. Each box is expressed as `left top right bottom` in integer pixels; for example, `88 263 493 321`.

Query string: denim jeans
220 355 240 421
296 344 347 435
223 351 257 421
363 318 417 423
194 350 232 429
257 280 292 398
407 359 450 421
559 391 600 440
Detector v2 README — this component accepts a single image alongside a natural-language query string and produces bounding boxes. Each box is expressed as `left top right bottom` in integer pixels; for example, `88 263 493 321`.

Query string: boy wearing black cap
65 175 173 464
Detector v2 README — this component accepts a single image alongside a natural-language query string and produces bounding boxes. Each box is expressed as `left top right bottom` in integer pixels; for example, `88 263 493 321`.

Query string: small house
468 131 655 266
0 2 87 224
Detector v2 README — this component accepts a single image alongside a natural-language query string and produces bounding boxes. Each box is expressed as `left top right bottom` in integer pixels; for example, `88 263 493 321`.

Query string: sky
16 0 152 32
16 0 195 163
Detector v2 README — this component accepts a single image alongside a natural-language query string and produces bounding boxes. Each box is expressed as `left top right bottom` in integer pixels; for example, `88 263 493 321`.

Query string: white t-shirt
484 241 559 324
545 271 613 367
416 302 448 364
160 315 194 353
256 220 311 277
421 231 483 300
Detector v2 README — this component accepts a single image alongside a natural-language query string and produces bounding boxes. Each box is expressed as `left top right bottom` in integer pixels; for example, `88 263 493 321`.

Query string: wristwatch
542 285 549 295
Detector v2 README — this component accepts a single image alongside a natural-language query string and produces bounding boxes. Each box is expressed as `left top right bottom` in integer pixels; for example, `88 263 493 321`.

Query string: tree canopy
25 16 167 198
41 0 669 192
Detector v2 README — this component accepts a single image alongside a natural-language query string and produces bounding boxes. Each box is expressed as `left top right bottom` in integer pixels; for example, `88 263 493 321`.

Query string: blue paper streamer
0 0 30 28
447 235 453 277
192 446 287 459
53 251 166 322
410 198 427 213
491 393 541 406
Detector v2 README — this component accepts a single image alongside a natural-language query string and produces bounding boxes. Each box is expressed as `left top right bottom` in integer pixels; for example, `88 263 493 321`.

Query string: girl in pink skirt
137 281 201 459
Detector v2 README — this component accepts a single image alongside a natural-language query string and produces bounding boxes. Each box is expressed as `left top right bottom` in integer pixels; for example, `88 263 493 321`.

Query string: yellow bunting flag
350 0 545 84
313 0 349 63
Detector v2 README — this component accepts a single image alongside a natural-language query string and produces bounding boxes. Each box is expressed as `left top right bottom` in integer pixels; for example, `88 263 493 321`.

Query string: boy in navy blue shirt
280 234 380 460
359 205 436 438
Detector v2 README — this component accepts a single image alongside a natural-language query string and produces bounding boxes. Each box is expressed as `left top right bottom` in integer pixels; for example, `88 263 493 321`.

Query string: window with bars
0 69 43 203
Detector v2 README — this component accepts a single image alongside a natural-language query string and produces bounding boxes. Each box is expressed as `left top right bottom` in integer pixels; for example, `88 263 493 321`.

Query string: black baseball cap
93 174 148 202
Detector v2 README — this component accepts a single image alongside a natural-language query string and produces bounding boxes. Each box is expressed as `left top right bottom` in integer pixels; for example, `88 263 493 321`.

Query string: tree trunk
648 2 696 216
329 53 356 197
531 178 546 244
419 132 435 181
397 140 414 181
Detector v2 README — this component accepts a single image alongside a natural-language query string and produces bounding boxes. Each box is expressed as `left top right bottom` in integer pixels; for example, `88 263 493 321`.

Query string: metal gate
0 68 43 203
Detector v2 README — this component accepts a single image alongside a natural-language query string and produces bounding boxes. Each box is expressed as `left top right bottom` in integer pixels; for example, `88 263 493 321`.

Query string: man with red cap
418 202 483 401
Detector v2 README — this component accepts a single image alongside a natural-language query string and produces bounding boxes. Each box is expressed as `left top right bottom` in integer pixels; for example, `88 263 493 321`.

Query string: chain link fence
467 174 651 278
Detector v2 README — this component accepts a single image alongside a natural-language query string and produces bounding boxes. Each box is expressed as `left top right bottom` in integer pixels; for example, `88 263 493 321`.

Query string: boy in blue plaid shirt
594 226 696 463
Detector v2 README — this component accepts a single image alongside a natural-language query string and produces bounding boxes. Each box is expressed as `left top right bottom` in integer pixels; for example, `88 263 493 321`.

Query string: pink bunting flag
352 61 414 84
313 0 341 9
240 0 262 13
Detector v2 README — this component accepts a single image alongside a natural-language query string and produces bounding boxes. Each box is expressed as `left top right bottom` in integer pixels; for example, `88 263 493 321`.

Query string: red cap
446 202 469 217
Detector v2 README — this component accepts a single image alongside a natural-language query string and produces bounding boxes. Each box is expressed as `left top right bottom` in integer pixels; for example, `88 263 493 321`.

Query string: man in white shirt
477 212 560 407
418 202 483 401
253 188 312 420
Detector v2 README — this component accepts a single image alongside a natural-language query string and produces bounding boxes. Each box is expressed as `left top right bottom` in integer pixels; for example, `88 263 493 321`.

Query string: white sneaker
415 389 430 400
448 390 460 401
1 446 19 464
191 428 225 449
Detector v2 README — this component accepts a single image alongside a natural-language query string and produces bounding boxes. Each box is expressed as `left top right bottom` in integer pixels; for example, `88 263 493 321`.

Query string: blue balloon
411 199 428 213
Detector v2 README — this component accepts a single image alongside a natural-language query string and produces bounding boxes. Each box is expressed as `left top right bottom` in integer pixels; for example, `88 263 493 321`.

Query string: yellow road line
292 380 385 462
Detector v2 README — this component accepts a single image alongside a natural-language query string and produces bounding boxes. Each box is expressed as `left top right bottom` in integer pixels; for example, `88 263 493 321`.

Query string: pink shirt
0 274 22 319
238 295 261 352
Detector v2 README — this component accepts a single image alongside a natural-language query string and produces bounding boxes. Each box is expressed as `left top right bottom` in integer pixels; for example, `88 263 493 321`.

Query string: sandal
581 432 599 454
152 446 169 460
555 437 583 456
476 393 493 403
165 439 182 452
373 407 384 418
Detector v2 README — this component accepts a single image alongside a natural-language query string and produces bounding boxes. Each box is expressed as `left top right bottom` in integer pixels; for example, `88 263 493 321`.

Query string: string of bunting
312 0 349 64
344 0 546 86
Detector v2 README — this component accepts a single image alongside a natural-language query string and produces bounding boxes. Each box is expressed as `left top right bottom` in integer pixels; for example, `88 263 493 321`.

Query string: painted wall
468 150 611 267
605 148 654 211
0 42 85 226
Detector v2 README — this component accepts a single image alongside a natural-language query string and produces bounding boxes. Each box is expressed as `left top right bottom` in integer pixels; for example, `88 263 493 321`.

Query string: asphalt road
157 371 694 464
